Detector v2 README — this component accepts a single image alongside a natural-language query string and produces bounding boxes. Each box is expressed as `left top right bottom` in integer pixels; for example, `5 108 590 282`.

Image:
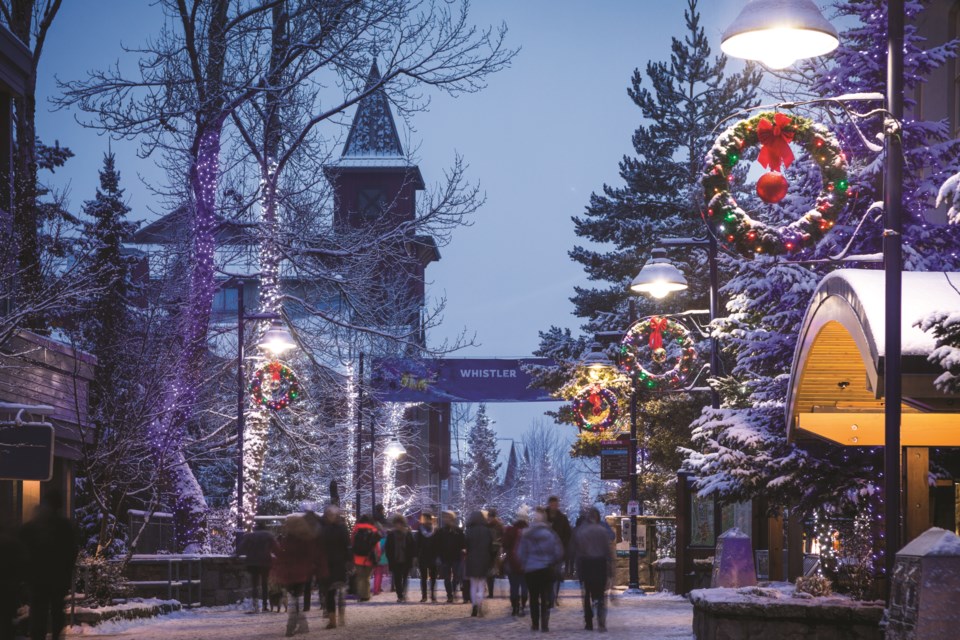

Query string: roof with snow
324 61 424 189
786 269 960 447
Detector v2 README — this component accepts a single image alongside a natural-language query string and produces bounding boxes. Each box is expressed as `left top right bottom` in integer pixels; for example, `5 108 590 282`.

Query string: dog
268 580 288 613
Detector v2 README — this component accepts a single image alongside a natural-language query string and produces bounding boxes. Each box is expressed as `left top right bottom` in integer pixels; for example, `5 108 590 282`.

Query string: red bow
649 317 669 350
588 389 603 416
757 113 795 172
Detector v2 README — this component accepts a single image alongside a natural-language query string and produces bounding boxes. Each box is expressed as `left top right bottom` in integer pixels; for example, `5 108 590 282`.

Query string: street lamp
720 0 839 69
580 341 616 380
630 248 688 299
258 319 296 355
721 0 904 583
384 435 407 460
230 279 296 539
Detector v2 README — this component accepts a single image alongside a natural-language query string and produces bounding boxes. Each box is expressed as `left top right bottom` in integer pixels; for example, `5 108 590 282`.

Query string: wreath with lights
702 111 850 258
250 360 301 411
572 383 620 431
619 317 697 390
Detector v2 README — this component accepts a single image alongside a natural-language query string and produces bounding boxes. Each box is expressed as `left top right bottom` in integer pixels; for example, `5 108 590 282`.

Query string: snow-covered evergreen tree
462 404 501 514
499 441 521 515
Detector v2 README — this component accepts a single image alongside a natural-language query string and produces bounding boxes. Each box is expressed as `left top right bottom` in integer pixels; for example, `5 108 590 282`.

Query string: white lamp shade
258 320 296 355
384 436 407 459
721 0 839 69
630 249 688 299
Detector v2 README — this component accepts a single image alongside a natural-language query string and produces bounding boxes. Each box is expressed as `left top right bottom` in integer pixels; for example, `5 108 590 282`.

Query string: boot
296 615 309 634
338 605 346 628
541 604 550 632
325 618 337 630
510 596 519 616
471 605 478 617
285 605 299 637
431 589 438 603
596 597 607 632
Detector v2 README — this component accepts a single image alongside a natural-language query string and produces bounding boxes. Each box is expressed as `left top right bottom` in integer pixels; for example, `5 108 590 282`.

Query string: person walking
464 511 494 617
351 515 381 602
19 490 78 640
373 526 389 597
573 508 615 632
237 520 278 614
546 496 572 607
301 508 325 612
502 508 529 617
486 508 504 598
415 512 439 602
385 515 416 602
518 508 563 633
271 514 317 637
435 511 465 603
319 506 350 629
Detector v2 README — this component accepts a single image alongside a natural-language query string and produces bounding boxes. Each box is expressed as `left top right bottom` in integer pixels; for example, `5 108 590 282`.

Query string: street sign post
0 424 55 481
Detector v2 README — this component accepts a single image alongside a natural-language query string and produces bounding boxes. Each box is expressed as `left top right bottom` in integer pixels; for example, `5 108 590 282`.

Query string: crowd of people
241 497 616 636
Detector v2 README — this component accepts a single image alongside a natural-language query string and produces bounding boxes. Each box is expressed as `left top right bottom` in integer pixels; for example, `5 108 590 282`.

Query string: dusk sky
37 0 750 443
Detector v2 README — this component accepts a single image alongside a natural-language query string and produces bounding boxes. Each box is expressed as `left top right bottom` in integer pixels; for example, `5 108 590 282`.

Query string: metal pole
371 389 377 514
356 352 364 519
236 281 245 537
708 233 721 410
628 377 641 592
883 0 904 584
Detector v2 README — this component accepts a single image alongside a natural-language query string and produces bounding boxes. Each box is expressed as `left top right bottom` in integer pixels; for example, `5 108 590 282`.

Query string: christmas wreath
619 316 697 389
250 360 301 411
572 383 619 431
702 111 850 258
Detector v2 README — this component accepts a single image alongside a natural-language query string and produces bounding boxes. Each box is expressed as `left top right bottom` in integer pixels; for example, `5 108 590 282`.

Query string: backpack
353 527 378 559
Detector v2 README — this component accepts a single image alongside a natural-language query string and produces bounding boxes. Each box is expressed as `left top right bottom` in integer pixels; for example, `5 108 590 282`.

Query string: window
357 188 386 219
212 287 238 314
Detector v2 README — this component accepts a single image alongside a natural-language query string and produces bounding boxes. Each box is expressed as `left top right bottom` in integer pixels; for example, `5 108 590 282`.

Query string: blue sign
369 358 555 403
0 424 54 481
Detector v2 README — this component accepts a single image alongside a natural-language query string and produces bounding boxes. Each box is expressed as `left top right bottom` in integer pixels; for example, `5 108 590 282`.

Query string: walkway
66 583 694 639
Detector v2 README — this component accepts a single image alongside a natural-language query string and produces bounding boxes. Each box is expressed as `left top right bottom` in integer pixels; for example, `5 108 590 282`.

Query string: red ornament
757 171 789 204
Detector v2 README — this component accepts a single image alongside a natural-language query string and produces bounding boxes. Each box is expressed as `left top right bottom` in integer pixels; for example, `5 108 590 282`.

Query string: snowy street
66 585 694 640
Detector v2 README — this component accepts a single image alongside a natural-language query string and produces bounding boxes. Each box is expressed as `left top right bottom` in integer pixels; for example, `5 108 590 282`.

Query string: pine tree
568 0 761 329
499 442 521 515
462 404 501 514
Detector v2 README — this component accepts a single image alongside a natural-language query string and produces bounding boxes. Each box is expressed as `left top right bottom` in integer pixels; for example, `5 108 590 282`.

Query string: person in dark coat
486 508 505 598
435 511 466 603
572 508 615 631
238 520 278 613
464 511 494 617
502 508 529 617
415 512 439 602
19 490 78 640
384 515 416 602
546 496 572 606
319 506 350 629
0 521 26 640
300 509 325 612
272 515 317 637
518 508 564 633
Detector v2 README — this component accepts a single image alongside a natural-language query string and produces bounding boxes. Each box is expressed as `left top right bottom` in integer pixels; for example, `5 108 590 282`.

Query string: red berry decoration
756 171 789 204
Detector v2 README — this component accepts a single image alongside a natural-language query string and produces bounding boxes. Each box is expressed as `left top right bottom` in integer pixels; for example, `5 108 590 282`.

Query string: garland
250 360 301 411
702 111 849 257
572 383 619 431
619 316 697 390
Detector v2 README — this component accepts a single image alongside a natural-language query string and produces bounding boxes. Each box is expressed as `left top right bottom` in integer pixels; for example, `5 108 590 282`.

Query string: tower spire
342 60 404 158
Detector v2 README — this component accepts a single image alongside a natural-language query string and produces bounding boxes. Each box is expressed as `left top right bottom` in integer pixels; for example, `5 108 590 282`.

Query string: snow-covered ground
65 583 694 640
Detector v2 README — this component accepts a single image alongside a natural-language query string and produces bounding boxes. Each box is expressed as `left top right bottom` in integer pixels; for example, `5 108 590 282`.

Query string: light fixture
384 435 407 459
630 248 688 299
258 319 296 356
721 0 839 69
580 341 615 380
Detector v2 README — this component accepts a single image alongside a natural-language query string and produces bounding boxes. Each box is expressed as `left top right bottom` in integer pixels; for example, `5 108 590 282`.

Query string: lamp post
231 279 296 538
720 0 902 583
632 237 721 410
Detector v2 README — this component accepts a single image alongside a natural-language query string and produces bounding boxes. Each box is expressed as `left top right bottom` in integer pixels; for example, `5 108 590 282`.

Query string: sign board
600 437 631 480
369 358 555 403
0 424 55 481
627 500 640 516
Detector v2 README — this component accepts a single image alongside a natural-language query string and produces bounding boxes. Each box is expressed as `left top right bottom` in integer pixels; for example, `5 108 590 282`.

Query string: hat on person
515 505 530 523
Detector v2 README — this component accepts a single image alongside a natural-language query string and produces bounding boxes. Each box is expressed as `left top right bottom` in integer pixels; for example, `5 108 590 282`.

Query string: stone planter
690 585 884 640
653 558 676 593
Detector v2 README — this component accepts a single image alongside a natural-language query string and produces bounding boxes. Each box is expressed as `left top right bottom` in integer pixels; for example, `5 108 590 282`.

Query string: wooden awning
786 270 960 446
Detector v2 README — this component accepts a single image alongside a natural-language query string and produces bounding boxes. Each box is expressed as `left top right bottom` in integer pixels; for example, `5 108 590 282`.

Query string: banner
369 358 555 403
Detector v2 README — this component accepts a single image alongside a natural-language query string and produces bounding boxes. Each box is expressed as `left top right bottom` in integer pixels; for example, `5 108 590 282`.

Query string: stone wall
125 555 248 607
690 587 884 640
